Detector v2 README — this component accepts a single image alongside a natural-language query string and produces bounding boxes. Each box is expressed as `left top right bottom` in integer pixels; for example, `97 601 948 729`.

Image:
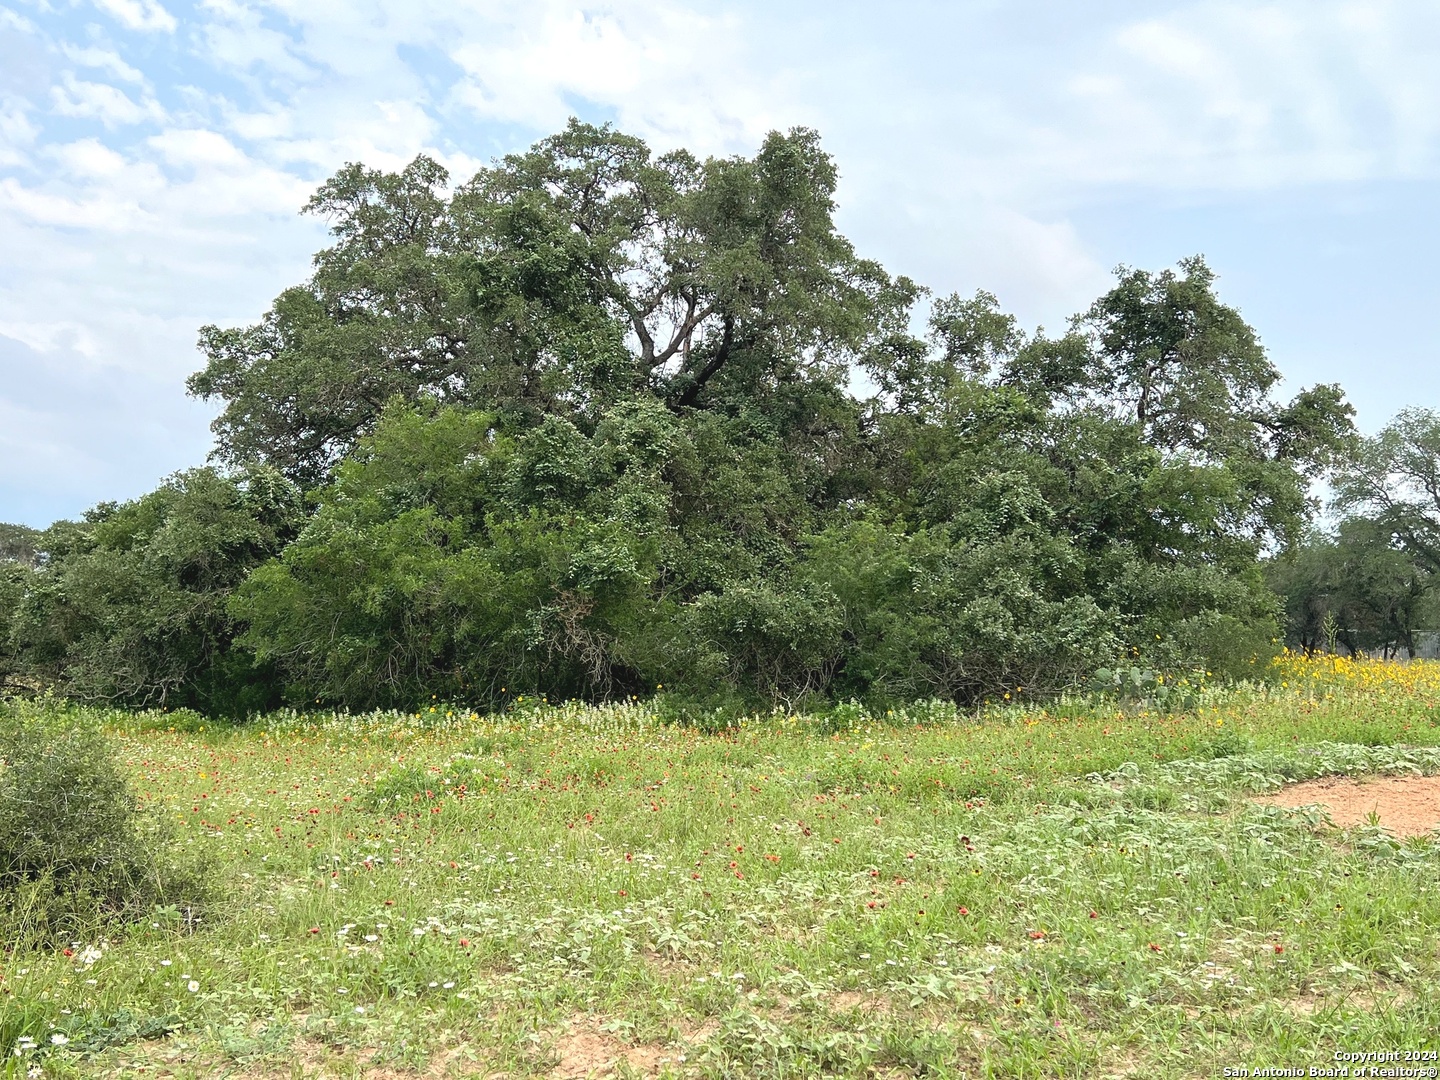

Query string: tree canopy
4 121 1360 713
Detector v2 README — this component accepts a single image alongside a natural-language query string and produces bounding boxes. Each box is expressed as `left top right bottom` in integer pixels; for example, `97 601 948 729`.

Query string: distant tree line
0 121 1385 715
1267 410 1440 659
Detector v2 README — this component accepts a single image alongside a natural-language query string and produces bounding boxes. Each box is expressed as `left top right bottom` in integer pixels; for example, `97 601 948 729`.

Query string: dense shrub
0 704 206 948
6 466 301 716
0 125 1359 712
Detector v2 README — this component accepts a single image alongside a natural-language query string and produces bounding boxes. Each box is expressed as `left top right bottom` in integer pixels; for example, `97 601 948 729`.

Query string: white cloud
0 95 37 167
47 137 129 178
92 0 179 34
197 2 314 81
0 177 153 230
1046 1 1440 190
0 320 102 358
61 44 147 85
437 1 793 155
51 73 166 128
148 128 248 168
6 0 1440 524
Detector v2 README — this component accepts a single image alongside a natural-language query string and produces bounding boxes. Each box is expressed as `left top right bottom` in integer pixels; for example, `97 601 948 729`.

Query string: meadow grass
6 656 1440 1078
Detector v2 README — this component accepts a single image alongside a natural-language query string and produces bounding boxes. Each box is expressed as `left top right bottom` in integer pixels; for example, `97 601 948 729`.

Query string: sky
2 0 1438 527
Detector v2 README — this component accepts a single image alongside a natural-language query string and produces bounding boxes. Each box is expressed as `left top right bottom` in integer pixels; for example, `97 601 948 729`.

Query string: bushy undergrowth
0 702 207 949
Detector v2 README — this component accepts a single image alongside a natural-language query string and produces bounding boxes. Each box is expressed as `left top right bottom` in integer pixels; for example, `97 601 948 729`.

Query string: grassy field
7 656 1440 1078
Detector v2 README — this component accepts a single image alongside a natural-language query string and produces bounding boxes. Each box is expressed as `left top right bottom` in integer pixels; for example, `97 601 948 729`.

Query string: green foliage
1335 406 1440 574
365 752 500 810
0 523 39 565
800 521 1118 704
0 702 206 948
652 689 756 733
228 401 674 708
1269 517 1436 657
6 123 1365 711
9 675 1440 1077
1088 666 1207 712
188 120 914 485
6 467 301 714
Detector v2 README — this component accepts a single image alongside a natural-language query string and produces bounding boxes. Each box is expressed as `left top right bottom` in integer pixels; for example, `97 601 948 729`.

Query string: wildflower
1273 944 1284 954
1089 911 1098 919
50 1034 68 1046
957 906 969 915
187 980 199 993
1148 943 1161 952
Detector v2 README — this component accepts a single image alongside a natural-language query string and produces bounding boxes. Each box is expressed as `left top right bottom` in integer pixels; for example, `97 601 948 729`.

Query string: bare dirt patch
550 1016 704 1079
1254 775 1440 837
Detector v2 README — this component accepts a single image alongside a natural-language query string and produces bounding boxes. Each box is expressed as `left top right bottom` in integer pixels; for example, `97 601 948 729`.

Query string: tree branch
671 316 734 409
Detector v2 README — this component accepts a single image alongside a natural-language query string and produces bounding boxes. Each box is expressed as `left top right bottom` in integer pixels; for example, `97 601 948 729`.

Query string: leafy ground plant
0 700 207 953
6 656 1440 1077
